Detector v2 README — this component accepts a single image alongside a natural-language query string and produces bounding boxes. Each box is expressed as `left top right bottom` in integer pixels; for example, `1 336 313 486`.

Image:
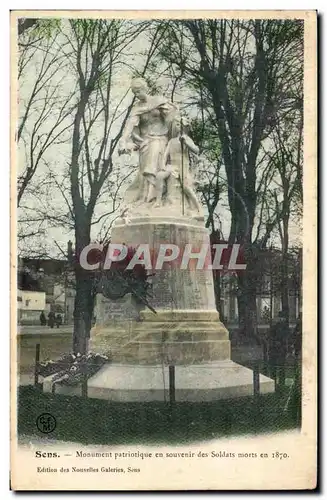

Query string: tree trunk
280 240 290 329
72 219 93 355
213 273 223 320
236 241 259 343
73 268 94 354
280 256 289 324
237 273 258 343
280 204 290 327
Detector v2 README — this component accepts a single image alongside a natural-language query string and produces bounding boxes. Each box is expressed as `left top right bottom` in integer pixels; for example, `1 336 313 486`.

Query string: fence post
262 341 269 375
34 343 40 387
253 362 260 396
82 374 88 398
169 365 175 404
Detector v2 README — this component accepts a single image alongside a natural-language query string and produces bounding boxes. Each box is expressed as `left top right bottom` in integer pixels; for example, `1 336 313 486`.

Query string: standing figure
47 311 55 329
155 116 202 215
39 311 46 326
118 78 178 206
55 313 62 329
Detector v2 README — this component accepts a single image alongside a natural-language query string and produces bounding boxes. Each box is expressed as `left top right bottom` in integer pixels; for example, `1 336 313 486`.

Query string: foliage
155 19 303 243
17 18 304 340
152 19 303 334
18 385 300 445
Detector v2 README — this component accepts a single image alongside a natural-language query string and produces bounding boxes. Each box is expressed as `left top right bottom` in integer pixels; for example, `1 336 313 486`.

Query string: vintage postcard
10 10 317 490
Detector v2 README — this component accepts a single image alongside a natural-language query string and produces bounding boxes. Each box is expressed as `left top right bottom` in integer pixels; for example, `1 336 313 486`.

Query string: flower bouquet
38 352 111 386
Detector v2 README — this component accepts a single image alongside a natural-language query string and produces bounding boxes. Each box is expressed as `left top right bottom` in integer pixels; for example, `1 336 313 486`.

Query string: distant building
17 289 46 324
17 257 75 325
17 244 301 328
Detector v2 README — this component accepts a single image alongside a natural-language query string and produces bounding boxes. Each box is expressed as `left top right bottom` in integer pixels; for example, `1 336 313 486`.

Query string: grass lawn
17 385 301 446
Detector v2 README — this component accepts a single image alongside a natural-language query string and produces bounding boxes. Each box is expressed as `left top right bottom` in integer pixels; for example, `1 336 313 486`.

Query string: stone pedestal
90 215 230 365
91 309 230 365
43 214 275 402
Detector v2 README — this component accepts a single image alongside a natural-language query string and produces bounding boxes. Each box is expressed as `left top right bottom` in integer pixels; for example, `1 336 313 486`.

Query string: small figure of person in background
262 305 270 324
48 311 55 329
55 313 62 329
39 311 46 326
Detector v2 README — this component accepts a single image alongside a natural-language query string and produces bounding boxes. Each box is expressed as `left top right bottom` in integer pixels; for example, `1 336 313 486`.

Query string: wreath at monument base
38 352 111 386
89 244 157 314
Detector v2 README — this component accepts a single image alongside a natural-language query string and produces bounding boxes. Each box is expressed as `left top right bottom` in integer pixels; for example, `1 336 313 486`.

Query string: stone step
45 361 275 401
131 328 229 342
133 321 227 331
112 339 231 364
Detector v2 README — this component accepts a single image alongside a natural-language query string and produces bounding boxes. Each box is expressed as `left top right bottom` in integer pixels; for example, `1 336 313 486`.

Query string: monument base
90 309 231 364
90 216 232 365
43 360 274 402
60 214 275 403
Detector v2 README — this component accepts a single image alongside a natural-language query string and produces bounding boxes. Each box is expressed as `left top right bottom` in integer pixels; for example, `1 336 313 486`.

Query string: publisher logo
36 413 56 434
